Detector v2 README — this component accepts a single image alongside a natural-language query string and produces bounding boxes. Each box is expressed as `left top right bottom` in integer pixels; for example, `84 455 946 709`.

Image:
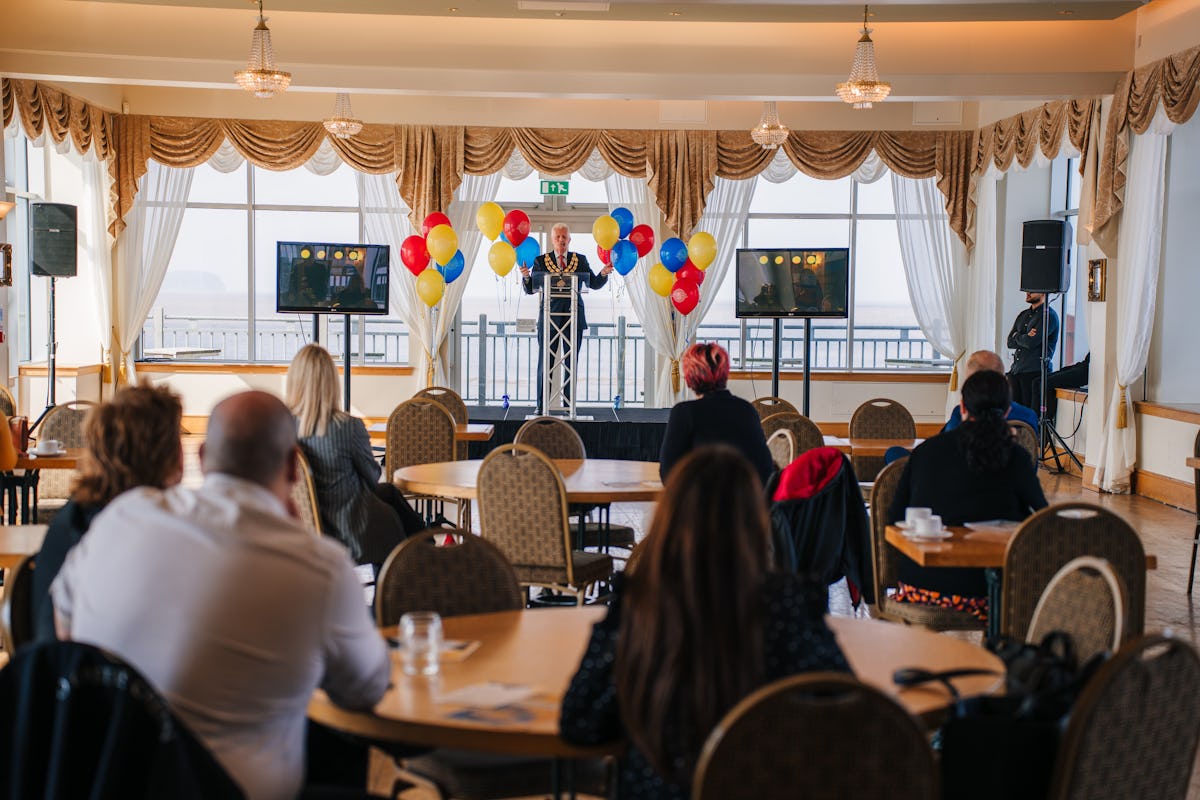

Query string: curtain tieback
948 350 966 392
670 359 681 393
1116 383 1129 429
424 347 435 387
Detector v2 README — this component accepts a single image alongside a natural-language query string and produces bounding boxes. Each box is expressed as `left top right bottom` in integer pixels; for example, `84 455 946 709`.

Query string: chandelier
324 93 364 139
233 0 291 98
835 5 891 109
750 101 790 150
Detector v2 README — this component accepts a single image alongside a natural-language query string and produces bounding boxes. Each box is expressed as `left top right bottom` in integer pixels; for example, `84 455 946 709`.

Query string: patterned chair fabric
34 401 96 508
867 457 983 632
694 673 937 800
374 529 522 627
761 411 825 457
1009 420 1040 464
413 386 468 461
1048 635 1200 800
290 449 321 535
1001 503 1147 643
0 385 14 417
1027 556 1125 665
767 429 796 471
476 444 611 602
751 396 799 421
1 555 36 653
849 399 916 482
386 399 457 472
514 416 586 461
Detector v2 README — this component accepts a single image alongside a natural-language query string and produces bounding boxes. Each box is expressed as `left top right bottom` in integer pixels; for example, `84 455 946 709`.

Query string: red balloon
422 212 451 237
503 210 531 247
596 246 612 266
671 278 700 315
400 235 430 276
677 262 704 285
629 224 655 258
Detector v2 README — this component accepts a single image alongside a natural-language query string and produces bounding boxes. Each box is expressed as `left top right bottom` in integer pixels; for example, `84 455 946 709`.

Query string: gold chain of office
548 252 580 288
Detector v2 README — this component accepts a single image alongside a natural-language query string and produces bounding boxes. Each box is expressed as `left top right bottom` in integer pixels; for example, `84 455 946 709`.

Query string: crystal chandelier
750 101 790 150
324 93 364 139
835 5 891 109
233 0 291 98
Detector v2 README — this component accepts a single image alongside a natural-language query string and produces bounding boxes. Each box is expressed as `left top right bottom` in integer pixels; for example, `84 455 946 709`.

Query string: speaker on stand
29 202 77 430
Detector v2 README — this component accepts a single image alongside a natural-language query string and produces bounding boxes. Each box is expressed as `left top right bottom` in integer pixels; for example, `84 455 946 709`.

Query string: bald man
52 391 389 800
943 350 1039 433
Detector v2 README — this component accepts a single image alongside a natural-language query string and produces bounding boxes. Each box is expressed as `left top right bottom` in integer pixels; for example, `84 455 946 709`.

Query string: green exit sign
540 180 570 195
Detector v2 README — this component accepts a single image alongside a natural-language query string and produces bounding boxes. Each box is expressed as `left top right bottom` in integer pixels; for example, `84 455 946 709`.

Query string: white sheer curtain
1093 108 1175 492
441 173 502 386
108 160 194 384
79 152 114 372
967 167 1001 361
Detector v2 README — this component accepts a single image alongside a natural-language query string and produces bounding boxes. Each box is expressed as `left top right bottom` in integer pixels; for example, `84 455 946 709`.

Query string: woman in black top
659 342 774 485
561 445 848 799
887 370 1047 620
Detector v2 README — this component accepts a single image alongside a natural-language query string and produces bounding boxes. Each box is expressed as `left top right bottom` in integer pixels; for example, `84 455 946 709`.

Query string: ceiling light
233 0 291 98
323 93 364 140
750 101 789 150
835 4 891 109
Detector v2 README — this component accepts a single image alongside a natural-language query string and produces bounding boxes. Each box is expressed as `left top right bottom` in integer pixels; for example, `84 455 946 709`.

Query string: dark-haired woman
561 445 849 799
887 370 1047 621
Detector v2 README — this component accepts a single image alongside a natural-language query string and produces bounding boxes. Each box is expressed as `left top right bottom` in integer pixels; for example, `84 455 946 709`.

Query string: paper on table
437 682 537 708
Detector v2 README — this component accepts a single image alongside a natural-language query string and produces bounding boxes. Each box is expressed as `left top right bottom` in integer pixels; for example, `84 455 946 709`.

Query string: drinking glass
399 611 443 676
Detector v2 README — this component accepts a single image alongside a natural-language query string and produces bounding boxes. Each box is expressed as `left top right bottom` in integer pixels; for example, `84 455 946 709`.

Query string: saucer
32 448 66 457
903 527 952 540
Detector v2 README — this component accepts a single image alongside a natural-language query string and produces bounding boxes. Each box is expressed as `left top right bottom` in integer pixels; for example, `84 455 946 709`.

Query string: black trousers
1008 371 1045 417
536 315 584 413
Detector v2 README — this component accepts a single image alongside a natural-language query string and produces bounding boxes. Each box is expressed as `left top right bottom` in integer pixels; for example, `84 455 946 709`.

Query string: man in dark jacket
1007 291 1059 413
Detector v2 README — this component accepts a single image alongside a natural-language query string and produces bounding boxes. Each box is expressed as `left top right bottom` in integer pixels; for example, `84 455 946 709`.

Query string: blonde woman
286 344 423 568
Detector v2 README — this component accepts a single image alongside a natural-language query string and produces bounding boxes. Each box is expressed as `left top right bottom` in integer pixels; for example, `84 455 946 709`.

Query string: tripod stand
30 275 59 432
1037 294 1081 473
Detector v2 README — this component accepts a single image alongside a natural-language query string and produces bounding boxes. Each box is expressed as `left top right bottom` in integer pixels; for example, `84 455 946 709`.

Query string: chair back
414 386 468 460
0 555 36 653
1049 635 1200 800
1002 503 1146 643
386 398 456 472
514 416 586 460
761 411 824 456
0 385 15 418
694 673 937 800
849 398 916 482
291 448 321 535
0 640 245 799
751 396 798 420
1009 420 1039 464
868 457 907 614
1027 556 1125 665
375 529 522 627
766 428 795 470
34 401 97 502
477 444 574 584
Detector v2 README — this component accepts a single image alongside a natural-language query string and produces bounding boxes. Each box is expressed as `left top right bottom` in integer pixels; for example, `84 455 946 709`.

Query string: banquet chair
1001 503 1146 644
386 398 461 527
0 640 244 799
767 428 796 471
1009 420 1040 464
32 400 96 524
1047 635 1200 800
290 449 321 536
1027 556 1126 667
693 673 937 800
1188 429 1200 595
867 458 984 633
477 444 612 604
1 555 35 654
761 411 825 457
849 398 915 482
751 395 799 420
414 386 469 461
0 385 14 417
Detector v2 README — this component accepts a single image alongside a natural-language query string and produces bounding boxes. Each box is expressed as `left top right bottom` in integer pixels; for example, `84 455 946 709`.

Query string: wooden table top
1186 456 1200 470
14 447 84 470
369 423 495 442
886 524 1158 570
307 607 1003 755
393 459 663 504
0 525 49 569
822 437 924 457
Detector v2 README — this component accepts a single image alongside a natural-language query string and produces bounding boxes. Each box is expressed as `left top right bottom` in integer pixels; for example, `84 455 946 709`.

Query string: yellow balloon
593 215 620 250
489 241 517 276
416 267 445 307
688 231 718 270
427 224 459 266
476 201 504 241
648 262 674 297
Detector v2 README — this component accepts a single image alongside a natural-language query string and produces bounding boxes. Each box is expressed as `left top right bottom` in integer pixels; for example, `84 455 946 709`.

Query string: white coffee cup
914 514 943 535
905 507 932 526
35 439 62 455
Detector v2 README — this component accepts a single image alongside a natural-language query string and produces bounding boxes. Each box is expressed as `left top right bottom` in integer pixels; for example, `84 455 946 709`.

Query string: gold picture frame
1087 258 1106 302
0 243 11 287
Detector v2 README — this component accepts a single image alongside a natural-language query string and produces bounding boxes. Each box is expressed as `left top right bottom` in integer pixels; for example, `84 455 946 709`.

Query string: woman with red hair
658 342 774 484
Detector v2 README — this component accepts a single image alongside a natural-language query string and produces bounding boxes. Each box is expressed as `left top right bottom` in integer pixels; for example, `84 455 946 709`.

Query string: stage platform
467 405 670 462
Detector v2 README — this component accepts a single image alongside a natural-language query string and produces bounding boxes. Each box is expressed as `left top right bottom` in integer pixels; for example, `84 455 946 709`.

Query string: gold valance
2 79 115 161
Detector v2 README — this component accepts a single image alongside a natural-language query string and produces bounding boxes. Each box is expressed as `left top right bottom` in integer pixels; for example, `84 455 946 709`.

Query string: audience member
658 342 774 485
52 390 390 800
944 350 1039 433
32 384 184 643
561 445 849 799
286 343 424 568
887 371 1047 622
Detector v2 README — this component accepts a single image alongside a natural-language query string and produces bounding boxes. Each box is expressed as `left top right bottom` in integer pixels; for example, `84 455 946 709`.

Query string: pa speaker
30 202 78 278
1020 219 1069 293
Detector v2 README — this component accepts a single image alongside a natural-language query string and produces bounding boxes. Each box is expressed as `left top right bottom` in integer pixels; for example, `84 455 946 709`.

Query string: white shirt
52 474 391 800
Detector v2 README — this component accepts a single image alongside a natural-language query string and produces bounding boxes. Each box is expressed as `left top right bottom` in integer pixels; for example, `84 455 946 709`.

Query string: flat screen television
734 248 850 319
276 241 390 315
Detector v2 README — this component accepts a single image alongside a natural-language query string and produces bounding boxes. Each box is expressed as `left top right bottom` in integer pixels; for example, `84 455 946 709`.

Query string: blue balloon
439 250 465 283
660 237 688 272
612 240 638 276
516 236 541 267
611 207 635 240
499 231 510 245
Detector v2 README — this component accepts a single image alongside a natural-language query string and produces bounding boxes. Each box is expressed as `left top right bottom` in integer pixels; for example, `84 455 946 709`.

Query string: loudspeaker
1020 219 1069 293
30 202 78 278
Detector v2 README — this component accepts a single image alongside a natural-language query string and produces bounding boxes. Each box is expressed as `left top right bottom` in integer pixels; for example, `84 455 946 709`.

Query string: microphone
501 393 510 421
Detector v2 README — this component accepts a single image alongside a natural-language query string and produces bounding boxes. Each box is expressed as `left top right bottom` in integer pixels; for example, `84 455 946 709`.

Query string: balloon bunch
477 202 541 276
400 212 464 308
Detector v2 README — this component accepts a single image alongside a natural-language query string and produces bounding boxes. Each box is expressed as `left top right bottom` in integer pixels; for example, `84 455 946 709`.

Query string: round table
393 459 663 505
308 607 1003 756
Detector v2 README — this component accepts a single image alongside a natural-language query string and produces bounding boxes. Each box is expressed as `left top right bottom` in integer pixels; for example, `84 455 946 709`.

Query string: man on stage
520 223 613 413
1006 291 1059 413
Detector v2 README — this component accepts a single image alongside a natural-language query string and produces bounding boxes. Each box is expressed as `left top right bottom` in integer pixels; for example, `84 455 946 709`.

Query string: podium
540 272 585 420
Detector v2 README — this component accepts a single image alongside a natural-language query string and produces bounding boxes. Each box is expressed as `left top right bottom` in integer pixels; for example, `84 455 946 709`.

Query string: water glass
399 611 443 677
